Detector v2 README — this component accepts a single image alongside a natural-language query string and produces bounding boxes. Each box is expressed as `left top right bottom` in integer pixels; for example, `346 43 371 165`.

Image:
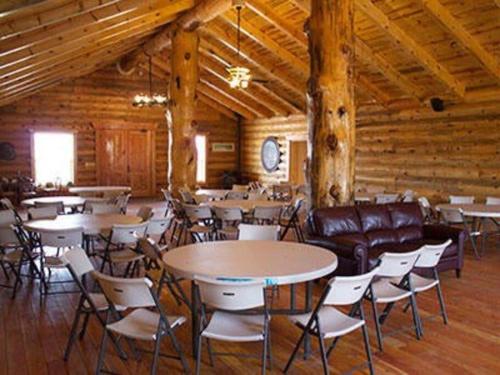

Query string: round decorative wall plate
0 142 16 161
261 136 281 173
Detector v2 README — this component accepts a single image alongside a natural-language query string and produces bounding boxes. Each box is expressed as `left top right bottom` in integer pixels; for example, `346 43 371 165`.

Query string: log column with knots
166 27 199 195
306 0 355 208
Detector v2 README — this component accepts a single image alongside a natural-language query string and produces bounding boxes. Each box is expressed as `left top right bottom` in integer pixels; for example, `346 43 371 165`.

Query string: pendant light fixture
227 0 251 89
132 56 168 107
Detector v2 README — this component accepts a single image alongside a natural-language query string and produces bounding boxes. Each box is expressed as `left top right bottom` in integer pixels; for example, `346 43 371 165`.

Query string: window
33 132 75 186
195 134 207 183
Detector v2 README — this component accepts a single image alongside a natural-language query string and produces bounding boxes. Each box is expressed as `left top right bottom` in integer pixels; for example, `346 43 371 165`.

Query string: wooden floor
1 200 499 375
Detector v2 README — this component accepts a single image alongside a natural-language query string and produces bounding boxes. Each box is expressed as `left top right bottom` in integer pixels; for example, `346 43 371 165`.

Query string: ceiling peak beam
117 0 231 74
418 0 500 81
356 0 465 97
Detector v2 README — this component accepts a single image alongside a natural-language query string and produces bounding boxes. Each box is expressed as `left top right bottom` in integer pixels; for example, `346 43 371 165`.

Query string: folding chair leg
379 302 395 325
267 327 273 371
0 262 9 281
370 297 384 351
361 323 375 375
326 336 340 358
283 328 306 373
195 334 203 375
261 333 268 375
167 328 190 374
79 312 90 339
317 334 329 375
151 336 162 375
435 283 448 325
409 294 422 339
64 308 82 361
96 327 109 374
206 338 214 367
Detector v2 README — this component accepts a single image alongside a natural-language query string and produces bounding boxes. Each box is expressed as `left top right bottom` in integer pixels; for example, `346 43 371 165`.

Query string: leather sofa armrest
305 235 368 263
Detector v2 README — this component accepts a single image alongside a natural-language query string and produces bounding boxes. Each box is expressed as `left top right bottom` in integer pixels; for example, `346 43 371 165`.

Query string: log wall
241 111 500 203
0 66 238 195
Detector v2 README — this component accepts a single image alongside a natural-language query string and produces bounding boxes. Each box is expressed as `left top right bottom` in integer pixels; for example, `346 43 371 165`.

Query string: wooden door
127 130 153 197
96 127 155 197
96 130 128 186
289 140 307 185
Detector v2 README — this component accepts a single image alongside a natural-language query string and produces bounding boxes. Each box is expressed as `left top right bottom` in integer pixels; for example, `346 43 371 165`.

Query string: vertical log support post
306 0 355 208
166 27 199 195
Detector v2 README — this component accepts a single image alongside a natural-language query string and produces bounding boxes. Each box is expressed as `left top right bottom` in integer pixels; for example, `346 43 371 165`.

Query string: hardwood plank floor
1 200 499 374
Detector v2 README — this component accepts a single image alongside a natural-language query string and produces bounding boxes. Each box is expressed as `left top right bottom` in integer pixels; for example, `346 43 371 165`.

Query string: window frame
31 130 77 186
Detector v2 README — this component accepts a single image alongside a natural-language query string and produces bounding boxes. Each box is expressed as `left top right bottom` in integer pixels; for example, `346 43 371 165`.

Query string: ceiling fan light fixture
227 66 251 89
132 57 168 107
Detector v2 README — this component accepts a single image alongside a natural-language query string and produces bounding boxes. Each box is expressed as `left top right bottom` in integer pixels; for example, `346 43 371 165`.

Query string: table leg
465 217 481 259
191 280 199 358
290 284 296 310
303 281 312 359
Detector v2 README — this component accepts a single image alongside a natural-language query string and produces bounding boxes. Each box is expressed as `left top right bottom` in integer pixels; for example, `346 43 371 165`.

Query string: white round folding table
163 240 337 357
21 196 88 210
205 199 284 213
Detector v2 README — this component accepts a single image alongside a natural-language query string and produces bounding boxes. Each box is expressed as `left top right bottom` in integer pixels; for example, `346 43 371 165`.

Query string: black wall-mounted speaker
430 97 445 112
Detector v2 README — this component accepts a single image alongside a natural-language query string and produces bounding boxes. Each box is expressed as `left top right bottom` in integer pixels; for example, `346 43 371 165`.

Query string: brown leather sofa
305 202 465 277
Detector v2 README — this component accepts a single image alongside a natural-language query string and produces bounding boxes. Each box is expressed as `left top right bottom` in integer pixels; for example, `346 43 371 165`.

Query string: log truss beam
418 0 500 81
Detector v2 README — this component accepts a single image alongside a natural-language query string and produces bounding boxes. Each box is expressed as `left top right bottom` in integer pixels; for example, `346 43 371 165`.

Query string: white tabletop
21 196 87 208
354 193 376 202
162 240 338 286
205 199 284 212
23 213 142 235
68 186 131 194
436 204 500 218
195 189 230 198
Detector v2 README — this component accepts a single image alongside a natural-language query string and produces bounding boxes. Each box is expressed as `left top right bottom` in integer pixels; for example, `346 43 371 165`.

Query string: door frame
285 134 308 183
93 122 157 196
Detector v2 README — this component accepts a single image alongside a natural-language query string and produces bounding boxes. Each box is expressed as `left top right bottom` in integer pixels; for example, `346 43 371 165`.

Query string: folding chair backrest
324 267 379 306
91 202 121 214
28 206 58 220
40 227 83 248
183 204 212 222
35 201 64 214
111 223 148 245
225 191 246 200
179 189 195 204
486 196 500 205
0 198 15 211
375 194 400 204
238 224 280 240
0 225 21 246
114 193 131 211
64 246 94 278
439 207 464 224
253 206 281 221
94 272 155 308
0 209 16 226
415 240 452 268
137 206 153 222
161 188 173 202
214 207 243 222
195 276 265 311
232 184 248 192
402 190 415 202
247 192 267 201
377 249 422 278
146 218 171 237
449 195 474 204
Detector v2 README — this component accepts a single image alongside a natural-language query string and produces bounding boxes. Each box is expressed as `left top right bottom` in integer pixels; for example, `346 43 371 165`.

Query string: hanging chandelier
133 56 168 107
227 1 251 89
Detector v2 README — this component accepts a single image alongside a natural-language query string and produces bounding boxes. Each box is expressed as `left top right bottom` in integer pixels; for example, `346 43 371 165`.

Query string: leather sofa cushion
395 226 423 243
388 203 424 228
311 207 362 237
357 204 392 232
333 233 368 247
365 229 398 248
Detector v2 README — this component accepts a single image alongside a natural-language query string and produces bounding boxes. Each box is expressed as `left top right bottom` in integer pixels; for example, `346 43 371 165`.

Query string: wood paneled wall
0 66 237 195
241 111 500 203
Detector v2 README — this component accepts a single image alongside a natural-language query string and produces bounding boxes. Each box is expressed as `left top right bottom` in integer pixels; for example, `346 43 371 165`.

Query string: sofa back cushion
387 203 424 243
309 207 362 237
356 204 398 247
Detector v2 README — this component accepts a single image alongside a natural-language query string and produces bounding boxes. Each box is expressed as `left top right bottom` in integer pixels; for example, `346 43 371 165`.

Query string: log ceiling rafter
117 0 232 74
418 0 500 81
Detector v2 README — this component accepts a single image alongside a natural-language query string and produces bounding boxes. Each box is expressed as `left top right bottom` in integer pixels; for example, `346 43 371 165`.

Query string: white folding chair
486 196 500 205
179 188 196 204
0 224 25 299
0 198 22 223
366 249 423 351
213 207 243 240
194 276 270 375
401 190 415 202
279 197 305 242
183 204 215 242
89 202 121 215
94 272 190 375
64 247 126 361
225 191 247 200
100 222 148 276
253 206 281 225
238 224 280 241
146 217 171 245
28 206 58 220
418 196 435 223
439 207 481 258
247 192 268 201
449 195 474 204
393 240 452 330
285 267 379 375
114 193 131 214
34 200 65 214
375 193 400 204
